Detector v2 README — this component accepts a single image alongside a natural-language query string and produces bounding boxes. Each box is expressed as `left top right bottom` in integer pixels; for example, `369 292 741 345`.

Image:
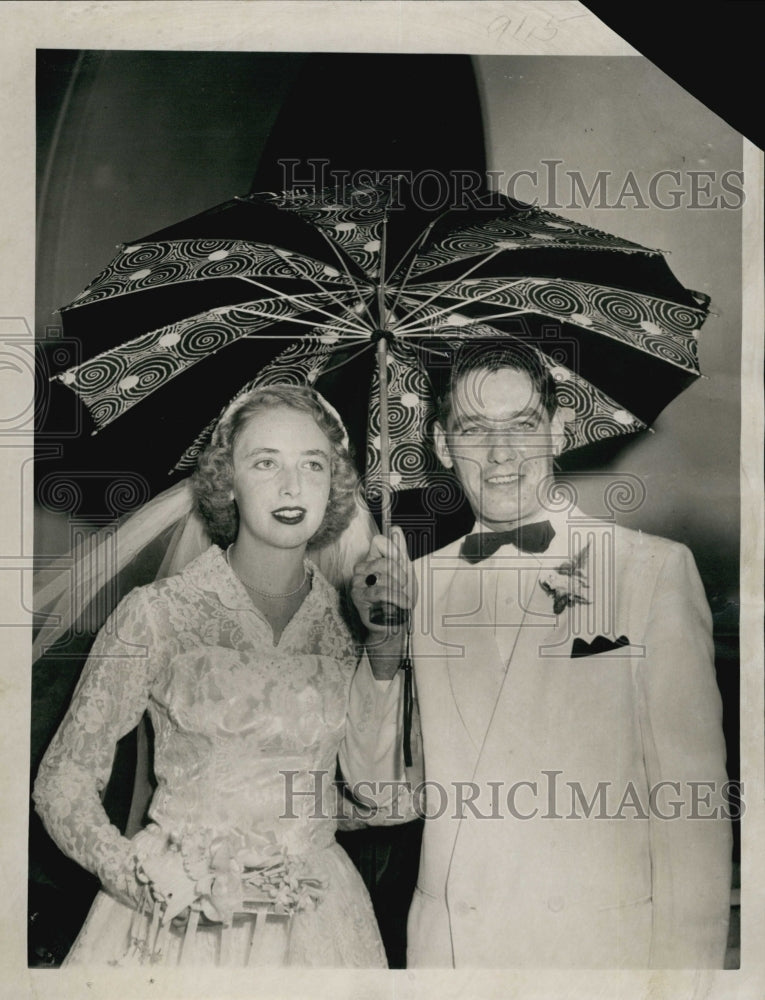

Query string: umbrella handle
369 603 409 628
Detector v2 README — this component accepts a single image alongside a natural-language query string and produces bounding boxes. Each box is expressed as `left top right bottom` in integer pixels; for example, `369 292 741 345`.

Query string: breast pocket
570 635 638 659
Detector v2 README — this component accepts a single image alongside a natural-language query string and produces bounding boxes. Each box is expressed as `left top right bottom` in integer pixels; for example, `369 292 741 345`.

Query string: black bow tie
460 521 555 564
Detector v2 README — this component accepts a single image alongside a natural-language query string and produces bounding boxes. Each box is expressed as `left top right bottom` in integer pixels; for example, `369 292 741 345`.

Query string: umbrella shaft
376 335 391 537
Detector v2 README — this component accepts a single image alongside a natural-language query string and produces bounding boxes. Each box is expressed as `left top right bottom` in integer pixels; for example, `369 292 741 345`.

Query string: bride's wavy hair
193 385 359 550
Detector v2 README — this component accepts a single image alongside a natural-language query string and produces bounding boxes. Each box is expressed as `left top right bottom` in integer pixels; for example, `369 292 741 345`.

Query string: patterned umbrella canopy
54 182 709 526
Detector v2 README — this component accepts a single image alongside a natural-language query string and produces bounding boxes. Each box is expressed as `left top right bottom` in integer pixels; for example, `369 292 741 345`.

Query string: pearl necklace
225 544 308 599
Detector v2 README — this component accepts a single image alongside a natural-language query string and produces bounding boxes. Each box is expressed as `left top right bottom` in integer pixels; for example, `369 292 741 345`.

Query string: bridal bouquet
136 826 328 926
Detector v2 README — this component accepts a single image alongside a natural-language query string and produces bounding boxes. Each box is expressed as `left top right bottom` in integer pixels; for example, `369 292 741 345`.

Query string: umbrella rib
387 200 457 291
52 309 369 392
238 278 371 336
391 300 528 336
390 248 506 333
378 212 388 328
235 308 369 339
395 298 700 376
310 339 376 380
386 204 465 316
388 278 518 335
388 218 437 280
268 247 376 335
387 317 518 338
387 221 438 318
171 340 378 474
313 229 378 331
386 201 463 313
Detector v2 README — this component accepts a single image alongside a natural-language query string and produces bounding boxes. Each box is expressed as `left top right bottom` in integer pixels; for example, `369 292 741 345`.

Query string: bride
33 384 388 967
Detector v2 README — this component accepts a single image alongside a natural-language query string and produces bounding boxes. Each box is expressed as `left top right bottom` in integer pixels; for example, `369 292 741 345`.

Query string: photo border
2 3 762 998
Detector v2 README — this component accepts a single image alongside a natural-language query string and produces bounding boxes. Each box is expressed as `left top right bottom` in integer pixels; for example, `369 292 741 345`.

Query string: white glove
138 850 198 922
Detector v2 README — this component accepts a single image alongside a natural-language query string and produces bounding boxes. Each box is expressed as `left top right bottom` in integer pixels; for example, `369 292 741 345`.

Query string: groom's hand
351 526 414 680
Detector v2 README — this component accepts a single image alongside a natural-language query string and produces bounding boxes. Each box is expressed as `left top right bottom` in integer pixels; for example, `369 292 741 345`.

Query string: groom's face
434 366 564 530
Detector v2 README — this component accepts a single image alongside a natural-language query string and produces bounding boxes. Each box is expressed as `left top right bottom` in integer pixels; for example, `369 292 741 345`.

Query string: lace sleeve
32 585 166 907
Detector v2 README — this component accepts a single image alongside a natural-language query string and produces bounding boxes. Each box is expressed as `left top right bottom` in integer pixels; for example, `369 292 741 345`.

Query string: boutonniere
539 543 591 615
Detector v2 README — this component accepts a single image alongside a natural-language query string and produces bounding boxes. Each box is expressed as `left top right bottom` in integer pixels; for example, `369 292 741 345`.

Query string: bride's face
231 405 332 551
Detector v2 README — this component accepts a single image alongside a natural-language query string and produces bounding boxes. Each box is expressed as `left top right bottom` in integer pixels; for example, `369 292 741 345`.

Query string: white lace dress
33 545 387 967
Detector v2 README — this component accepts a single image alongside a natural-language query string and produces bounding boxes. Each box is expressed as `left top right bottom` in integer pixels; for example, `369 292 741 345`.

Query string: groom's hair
434 330 558 428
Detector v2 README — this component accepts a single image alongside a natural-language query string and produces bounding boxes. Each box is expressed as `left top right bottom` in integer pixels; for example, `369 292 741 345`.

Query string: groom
341 337 732 968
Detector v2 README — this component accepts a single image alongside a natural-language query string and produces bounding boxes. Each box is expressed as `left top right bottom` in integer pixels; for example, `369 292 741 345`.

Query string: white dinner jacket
341 508 732 968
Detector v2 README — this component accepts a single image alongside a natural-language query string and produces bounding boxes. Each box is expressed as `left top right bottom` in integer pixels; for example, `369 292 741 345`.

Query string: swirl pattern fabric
360 339 644 496
173 335 358 471
259 190 387 273
397 278 703 374
67 239 357 309
401 209 658 278
57 295 370 430
55 182 711 499
170 328 644 490
365 339 439 498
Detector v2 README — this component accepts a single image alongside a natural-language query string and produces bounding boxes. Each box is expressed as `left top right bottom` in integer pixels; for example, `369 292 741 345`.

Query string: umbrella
51 181 710 532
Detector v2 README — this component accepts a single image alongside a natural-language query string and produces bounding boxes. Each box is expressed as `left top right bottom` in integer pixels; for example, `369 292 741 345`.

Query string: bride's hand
138 850 198 922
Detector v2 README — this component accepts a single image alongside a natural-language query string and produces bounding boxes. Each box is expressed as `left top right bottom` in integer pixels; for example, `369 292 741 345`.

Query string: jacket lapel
434 558 504 752
428 515 618 759
507 562 568 674
482 518 626 712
